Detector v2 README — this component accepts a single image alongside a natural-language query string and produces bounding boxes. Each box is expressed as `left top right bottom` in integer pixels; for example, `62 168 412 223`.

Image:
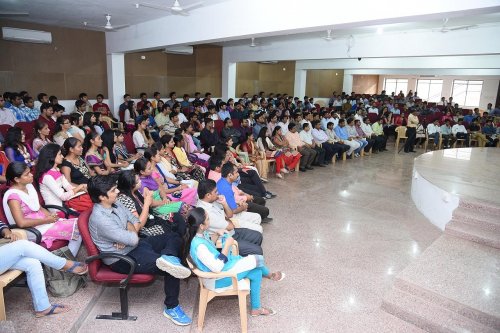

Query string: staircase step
452 208 500 233
445 220 500 249
459 199 500 216
382 288 498 333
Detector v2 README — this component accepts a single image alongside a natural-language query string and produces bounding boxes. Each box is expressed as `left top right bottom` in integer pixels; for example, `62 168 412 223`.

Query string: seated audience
133 115 154 154
188 207 284 316
300 123 326 166
84 131 112 176
53 117 74 146
5 127 34 167
440 119 456 148
173 134 206 174
182 122 210 162
67 113 85 142
0 95 17 126
452 118 470 147
38 103 56 135
312 120 342 163
240 132 269 180
32 120 53 157
482 120 498 146
362 117 387 152
21 96 40 121
101 129 131 171
61 137 92 186
3 162 81 255
334 119 361 158
82 112 97 135
285 123 317 171
426 119 442 148
469 118 487 147
87 175 193 326
272 125 302 170
162 134 205 182
92 94 111 116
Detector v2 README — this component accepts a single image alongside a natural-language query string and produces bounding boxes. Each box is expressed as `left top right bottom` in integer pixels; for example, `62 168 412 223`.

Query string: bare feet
35 304 71 318
268 271 285 281
251 307 276 317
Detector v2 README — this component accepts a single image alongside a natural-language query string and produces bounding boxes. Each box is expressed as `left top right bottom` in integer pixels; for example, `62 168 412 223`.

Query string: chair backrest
231 118 241 128
0 124 12 138
214 120 224 135
15 121 35 144
396 126 407 139
123 132 137 154
77 209 103 280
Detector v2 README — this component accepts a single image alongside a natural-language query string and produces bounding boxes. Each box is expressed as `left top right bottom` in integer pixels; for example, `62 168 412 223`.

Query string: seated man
426 119 442 148
208 156 270 221
300 122 326 167
88 175 192 326
285 123 317 172
334 118 361 157
361 117 386 153
452 118 470 147
345 118 368 154
440 119 456 148
482 119 499 146
221 118 242 146
0 96 17 126
325 122 350 156
216 162 263 233
311 120 342 164
196 179 263 256
199 118 219 152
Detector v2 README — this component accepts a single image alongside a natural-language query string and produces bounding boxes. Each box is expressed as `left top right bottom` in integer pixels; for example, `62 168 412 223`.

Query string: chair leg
395 139 399 151
238 292 248 333
342 152 347 161
197 289 209 331
0 287 6 321
95 285 137 321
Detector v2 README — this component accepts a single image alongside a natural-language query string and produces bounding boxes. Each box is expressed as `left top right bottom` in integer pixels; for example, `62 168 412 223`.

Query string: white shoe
354 153 360 158
281 168 289 174
276 173 283 179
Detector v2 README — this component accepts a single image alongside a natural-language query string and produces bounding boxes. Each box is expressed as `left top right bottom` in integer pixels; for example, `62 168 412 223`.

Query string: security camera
358 57 362 61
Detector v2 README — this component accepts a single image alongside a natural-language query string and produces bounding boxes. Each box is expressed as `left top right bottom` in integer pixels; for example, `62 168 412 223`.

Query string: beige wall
352 75 379 94
236 61 295 97
0 19 107 99
124 45 222 98
306 69 344 97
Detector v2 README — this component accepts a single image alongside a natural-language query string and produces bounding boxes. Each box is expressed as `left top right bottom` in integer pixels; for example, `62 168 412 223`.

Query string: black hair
213 143 228 158
271 125 282 137
327 121 334 127
160 134 173 148
338 119 346 124
169 111 179 120
101 129 117 163
140 92 147 98
6 161 29 184
54 116 68 134
37 93 47 102
82 131 100 156
311 120 321 128
143 145 159 162
83 112 95 128
40 102 52 114
187 206 206 235
5 127 23 150
169 91 176 98
34 144 61 185
221 162 235 178
173 134 184 146
288 122 295 130
34 119 49 139
223 117 231 125
346 117 354 124
197 179 216 199
23 96 33 105
62 137 81 157
154 92 160 97
78 92 88 99
117 170 137 195
96 94 104 99
302 123 310 130
208 155 223 171
133 157 149 174
123 94 130 99
75 100 85 108
70 113 82 126
88 174 119 203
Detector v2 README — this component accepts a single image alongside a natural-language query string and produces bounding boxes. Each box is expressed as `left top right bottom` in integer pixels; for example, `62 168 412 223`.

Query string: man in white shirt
286 123 317 171
368 102 379 115
362 117 386 153
300 122 326 167
311 120 341 164
321 111 333 130
426 119 441 147
346 118 368 153
0 96 17 126
196 179 263 256
452 119 470 147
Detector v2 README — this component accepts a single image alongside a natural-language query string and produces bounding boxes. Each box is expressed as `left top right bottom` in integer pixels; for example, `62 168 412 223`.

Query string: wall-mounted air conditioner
2 27 52 44
163 46 193 55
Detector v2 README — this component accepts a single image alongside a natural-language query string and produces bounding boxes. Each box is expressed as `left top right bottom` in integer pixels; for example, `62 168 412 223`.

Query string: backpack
43 246 87 297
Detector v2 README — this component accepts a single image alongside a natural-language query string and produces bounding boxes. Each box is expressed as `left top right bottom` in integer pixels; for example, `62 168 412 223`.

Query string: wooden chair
0 229 28 321
394 126 407 151
187 241 250 333
332 151 347 164
424 131 442 151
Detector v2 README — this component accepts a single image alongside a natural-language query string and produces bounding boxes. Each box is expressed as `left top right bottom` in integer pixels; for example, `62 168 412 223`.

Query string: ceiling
0 0 230 30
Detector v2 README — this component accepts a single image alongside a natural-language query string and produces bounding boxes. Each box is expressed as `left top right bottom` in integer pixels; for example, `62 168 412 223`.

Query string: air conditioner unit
163 46 193 55
2 27 52 44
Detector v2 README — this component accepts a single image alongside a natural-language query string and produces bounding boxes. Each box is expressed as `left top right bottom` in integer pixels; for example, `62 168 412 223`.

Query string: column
106 53 125 117
294 69 307 98
222 62 237 100
343 73 353 93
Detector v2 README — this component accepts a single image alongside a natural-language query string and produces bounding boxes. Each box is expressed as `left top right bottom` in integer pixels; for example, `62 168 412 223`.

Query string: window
416 79 443 102
452 80 483 107
384 79 408 95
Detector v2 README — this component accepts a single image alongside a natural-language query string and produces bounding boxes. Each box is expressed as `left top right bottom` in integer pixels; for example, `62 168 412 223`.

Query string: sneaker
262 217 273 223
276 173 283 179
265 191 277 199
281 168 289 174
163 305 192 326
156 255 191 279
354 153 360 158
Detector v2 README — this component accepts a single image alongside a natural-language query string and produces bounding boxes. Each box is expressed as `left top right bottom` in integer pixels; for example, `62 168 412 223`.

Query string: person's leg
232 238 263 256
364 139 374 152
237 268 263 310
68 236 82 257
313 146 325 164
240 169 266 196
298 148 309 168
11 258 52 312
235 212 263 233
233 228 263 246
251 196 266 206
286 153 301 170
307 147 317 166
247 201 269 219
238 183 262 198
404 128 416 152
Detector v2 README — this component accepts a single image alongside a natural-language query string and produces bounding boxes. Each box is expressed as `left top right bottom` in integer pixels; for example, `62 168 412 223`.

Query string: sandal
35 304 71 318
269 271 286 281
64 261 88 275
251 307 276 317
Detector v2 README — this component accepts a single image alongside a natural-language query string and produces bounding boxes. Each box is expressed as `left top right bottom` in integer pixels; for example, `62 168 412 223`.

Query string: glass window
416 79 443 102
384 78 408 95
452 80 483 107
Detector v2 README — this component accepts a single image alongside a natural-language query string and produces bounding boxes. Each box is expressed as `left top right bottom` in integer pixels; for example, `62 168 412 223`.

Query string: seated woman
35 144 92 214
67 113 85 142
4 127 35 168
114 130 140 164
159 135 199 185
271 126 301 173
187 207 284 317
53 117 73 146
143 146 198 206
0 228 87 318
240 132 268 181
133 115 154 154
171 134 206 181
93 112 105 136
32 120 53 158
2 162 82 255
116 170 187 237
60 137 92 186
122 100 139 132
256 127 288 179
181 122 210 163
101 129 131 171
83 131 113 176
82 112 97 136
133 158 187 218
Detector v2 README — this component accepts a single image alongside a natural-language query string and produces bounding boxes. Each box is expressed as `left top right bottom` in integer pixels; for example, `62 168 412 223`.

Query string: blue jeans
0 240 66 311
355 140 367 153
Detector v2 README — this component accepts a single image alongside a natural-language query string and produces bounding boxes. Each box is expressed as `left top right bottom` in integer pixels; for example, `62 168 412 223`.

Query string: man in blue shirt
334 119 361 157
216 162 263 233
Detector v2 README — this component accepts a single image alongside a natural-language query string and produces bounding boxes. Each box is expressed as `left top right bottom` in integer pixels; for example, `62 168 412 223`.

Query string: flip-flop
35 304 70 318
65 261 88 275
251 307 276 317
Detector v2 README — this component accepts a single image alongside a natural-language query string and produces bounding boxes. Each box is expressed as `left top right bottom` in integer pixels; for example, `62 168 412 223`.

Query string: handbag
43 246 87 297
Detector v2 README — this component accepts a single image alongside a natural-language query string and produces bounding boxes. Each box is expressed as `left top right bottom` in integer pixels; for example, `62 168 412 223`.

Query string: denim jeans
0 240 66 311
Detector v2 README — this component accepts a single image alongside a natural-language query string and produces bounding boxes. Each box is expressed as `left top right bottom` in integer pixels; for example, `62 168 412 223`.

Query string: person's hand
74 184 86 193
217 195 227 205
225 236 235 247
143 188 154 206
47 213 58 223
246 194 254 202
113 242 126 250
239 202 248 210
2 229 19 242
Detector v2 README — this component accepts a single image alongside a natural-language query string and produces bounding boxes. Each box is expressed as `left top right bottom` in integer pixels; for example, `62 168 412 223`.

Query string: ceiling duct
163 45 193 55
2 27 52 44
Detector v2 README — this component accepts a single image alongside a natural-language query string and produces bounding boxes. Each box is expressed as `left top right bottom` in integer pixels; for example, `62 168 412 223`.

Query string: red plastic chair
15 121 35 144
123 132 137 154
0 124 11 138
77 209 155 320
231 118 241 128
214 120 224 135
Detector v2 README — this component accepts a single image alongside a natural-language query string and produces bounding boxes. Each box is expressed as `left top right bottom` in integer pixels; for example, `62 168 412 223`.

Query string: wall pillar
294 69 307 98
222 62 237 99
343 73 354 93
106 53 125 117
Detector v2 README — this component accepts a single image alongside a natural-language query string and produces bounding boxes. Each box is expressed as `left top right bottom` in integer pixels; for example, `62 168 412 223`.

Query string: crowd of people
0 88 498 325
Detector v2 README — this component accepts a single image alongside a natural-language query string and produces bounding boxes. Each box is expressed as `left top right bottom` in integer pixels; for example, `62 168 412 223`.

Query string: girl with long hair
256 126 287 179
60 137 92 186
4 127 34 168
169 134 205 182
187 207 284 317
32 120 52 157
67 113 85 142
2 161 82 255
101 129 131 171
133 115 154 153
53 116 73 146
271 125 301 173
83 131 112 176
82 112 96 135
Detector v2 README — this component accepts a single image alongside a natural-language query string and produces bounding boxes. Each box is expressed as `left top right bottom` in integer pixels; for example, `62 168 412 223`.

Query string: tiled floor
4 145 444 333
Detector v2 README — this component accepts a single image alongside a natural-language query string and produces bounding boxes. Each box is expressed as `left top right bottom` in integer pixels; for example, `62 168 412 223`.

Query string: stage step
445 220 500 249
381 235 500 332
